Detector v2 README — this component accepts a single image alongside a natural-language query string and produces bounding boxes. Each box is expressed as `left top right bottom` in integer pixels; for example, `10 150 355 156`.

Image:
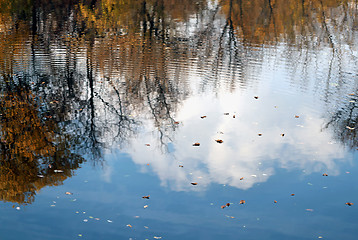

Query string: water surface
0 0 357 239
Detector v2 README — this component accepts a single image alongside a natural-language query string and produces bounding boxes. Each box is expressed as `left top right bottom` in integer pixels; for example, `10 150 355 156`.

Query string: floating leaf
179 165 184 168
239 200 245 204
291 194 295 196
240 177 244 180
254 96 259 99
226 203 231 207
274 200 277 203
322 173 328 176
126 224 132 228
221 205 226 209
201 116 207 119
192 143 200 146
345 202 354 206
295 115 300 118
280 133 285 137
191 182 198 185
142 195 150 199
174 121 180 124
233 115 236 118
145 144 150 146
65 192 73 195
215 139 223 143
258 133 262 136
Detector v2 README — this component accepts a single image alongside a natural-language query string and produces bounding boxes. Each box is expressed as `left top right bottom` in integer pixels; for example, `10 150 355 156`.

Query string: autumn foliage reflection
0 87 84 204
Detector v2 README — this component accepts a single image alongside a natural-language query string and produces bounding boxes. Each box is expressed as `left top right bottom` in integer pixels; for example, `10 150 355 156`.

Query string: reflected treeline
0 83 84 204
0 0 358 203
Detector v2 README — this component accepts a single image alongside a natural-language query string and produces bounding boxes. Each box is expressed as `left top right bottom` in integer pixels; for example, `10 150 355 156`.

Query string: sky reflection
123 78 349 191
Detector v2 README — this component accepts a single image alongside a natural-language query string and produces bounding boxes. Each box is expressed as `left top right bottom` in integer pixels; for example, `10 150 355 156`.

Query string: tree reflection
0 84 84 204
0 0 357 201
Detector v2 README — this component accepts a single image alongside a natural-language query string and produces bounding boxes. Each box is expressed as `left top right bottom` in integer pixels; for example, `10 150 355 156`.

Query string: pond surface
0 0 357 239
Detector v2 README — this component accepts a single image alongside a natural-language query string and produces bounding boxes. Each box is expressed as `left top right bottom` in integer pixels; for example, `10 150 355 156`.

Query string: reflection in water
0 0 357 204
0 86 84 204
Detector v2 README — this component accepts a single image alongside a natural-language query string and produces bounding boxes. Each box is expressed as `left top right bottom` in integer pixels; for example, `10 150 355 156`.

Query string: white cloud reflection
123 88 348 192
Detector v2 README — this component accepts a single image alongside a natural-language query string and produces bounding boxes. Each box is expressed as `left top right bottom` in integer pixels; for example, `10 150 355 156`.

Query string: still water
0 0 357 239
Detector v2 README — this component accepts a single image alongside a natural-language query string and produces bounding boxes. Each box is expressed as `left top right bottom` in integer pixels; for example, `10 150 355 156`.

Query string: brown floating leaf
295 115 300 118
145 144 150 146
192 143 200 146
322 173 328 176
142 195 150 199
254 96 259 99
291 194 295 196
240 177 244 180
201 116 207 119
274 200 277 203
221 205 226 209
215 139 223 143
233 115 236 118
126 224 132 228
280 133 285 137
239 200 245 204
191 182 198 185
174 121 180 124
65 192 73 195
226 203 231 207
346 202 354 206
179 165 184 168
258 133 262 136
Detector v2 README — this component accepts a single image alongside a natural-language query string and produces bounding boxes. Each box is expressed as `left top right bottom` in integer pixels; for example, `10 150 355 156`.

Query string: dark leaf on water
240 177 244 180
191 182 198 185
215 139 223 143
226 203 231 207
201 116 207 119
142 195 150 199
221 205 226 209
281 133 285 137
179 165 184 168
322 173 328 176
295 115 300 118
254 96 259 99
346 202 354 206
291 194 295 196
274 200 277 203
193 143 200 146
239 200 245 204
